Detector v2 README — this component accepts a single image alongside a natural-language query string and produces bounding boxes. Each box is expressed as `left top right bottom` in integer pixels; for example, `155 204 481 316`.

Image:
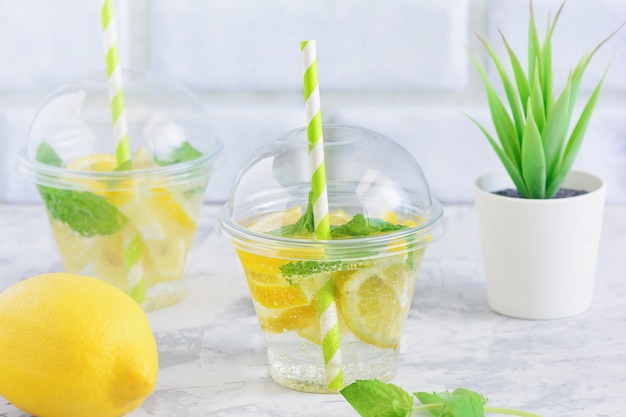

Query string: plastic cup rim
18 147 221 190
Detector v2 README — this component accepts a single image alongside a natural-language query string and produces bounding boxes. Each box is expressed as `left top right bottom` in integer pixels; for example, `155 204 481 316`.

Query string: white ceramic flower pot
474 170 606 319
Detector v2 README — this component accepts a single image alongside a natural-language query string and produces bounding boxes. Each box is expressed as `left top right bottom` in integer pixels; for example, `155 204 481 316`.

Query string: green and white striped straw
301 40 343 391
101 0 131 166
101 0 145 303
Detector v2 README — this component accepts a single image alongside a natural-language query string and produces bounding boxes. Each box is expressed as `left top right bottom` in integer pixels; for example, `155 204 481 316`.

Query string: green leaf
276 213 408 277
38 186 126 237
469 53 521 167
279 260 343 278
35 142 63 167
341 382 543 417
527 1 542 90
155 141 203 166
546 72 605 197
269 199 315 238
500 32 531 118
330 214 408 238
465 114 528 196
415 388 487 417
540 39 553 115
566 24 622 120
340 380 414 417
521 105 546 198
529 60 546 133
477 35 525 143
541 78 572 185
34 141 126 237
539 2 564 114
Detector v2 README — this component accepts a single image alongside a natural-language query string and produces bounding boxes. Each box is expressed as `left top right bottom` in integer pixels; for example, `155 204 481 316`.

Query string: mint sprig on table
340 380 541 417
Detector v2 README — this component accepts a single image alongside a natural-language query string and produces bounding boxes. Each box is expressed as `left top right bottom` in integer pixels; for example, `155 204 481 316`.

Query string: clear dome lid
19 68 222 189
219 125 446 261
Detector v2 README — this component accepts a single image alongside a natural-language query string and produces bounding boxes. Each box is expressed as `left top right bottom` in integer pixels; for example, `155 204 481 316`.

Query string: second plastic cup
218 125 445 393
19 69 222 311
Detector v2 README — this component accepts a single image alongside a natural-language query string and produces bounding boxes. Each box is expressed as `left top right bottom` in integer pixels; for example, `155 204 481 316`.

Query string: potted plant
467 2 618 319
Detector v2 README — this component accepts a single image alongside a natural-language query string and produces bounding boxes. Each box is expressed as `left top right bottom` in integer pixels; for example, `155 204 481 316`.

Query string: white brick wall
1 0 625 204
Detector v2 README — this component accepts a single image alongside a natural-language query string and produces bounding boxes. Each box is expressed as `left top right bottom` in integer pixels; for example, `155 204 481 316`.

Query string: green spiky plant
468 2 619 199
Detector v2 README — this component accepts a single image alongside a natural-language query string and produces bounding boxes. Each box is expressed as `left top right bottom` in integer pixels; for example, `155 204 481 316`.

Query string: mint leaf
414 391 446 417
275 210 410 277
34 142 127 237
331 214 408 238
342 381 541 417
155 141 203 166
38 186 126 237
279 260 343 278
415 389 487 417
269 199 315 238
340 380 414 417
35 142 63 167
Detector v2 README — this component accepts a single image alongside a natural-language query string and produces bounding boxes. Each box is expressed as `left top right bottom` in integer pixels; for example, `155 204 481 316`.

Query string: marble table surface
0 203 624 417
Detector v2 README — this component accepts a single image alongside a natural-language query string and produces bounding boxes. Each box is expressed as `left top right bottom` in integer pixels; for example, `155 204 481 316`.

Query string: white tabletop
0 204 624 417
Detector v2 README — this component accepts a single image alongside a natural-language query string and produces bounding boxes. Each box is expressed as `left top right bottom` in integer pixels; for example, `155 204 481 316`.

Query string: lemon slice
243 267 313 310
246 206 304 233
255 298 350 347
68 154 118 172
237 251 286 276
150 187 197 232
329 209 352 226
336 261 415 349
238 247 328 310
256 302 318 333
67 153 136 206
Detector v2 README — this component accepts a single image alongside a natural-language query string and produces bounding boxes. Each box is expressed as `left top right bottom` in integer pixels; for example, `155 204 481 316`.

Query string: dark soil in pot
494 188 588 199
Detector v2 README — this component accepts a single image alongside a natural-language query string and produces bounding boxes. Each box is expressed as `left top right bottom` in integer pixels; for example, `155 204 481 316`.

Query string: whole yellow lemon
0 273 159 417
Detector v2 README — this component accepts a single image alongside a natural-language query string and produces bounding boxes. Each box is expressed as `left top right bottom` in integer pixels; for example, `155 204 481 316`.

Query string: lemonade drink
218 124 446 393
234 207 426 393
35 147 208 311
18 69 222 311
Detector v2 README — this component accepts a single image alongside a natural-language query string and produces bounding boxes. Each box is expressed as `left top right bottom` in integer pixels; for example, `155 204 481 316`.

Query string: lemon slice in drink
256 298 349 347
336 261 414 349
256 302 318 333
150 187 197 232
67 154 135 206
245 206 304 233
243 267 313 310
236 206 313 309
68 154 118 171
